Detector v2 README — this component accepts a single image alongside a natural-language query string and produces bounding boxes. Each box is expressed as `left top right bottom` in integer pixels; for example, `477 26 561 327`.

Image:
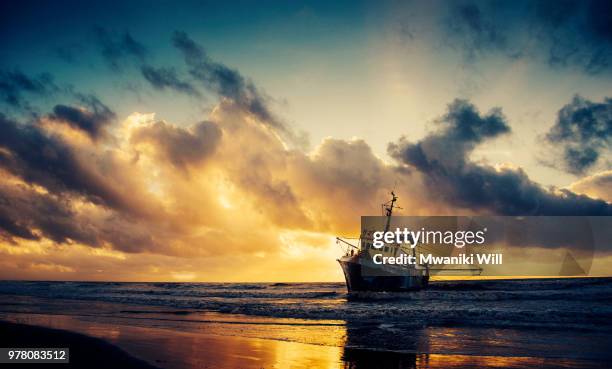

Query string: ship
337 192 430 292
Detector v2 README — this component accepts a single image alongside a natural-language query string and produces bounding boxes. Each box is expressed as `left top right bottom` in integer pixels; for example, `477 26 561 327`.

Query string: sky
0 0 611 281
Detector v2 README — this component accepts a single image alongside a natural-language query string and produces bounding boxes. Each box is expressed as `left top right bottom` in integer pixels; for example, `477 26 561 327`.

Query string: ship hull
338 256 429 292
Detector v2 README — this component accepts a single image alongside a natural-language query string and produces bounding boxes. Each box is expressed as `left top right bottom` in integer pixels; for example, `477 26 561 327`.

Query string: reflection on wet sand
343 349 611 369
2 312 608 369
1 312 344 369
341 324 612 369
1 296 611 369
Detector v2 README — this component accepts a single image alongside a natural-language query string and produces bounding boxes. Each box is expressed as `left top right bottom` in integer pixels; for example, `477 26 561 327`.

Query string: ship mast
383 191 399 233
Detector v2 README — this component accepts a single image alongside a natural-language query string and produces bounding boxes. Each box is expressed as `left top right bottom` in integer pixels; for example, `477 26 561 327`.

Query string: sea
1 278 612 363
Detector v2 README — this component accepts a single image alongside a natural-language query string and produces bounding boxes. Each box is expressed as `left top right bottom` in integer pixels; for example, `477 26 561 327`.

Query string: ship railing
336 237 360 256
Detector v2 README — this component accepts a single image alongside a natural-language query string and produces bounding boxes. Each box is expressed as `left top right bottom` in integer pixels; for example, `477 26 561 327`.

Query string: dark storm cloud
171 31 305 145
93 26 147 70
0 70 57 109
0 182 99 246
0 211 37 241
171 31 272 119
0 114 136 214
444 0 612 74
535 0 612 74
49 95 116 140
388 99 612 215
130 120 222 170
140 65 201 97
0 181 160 253
545 96 611 174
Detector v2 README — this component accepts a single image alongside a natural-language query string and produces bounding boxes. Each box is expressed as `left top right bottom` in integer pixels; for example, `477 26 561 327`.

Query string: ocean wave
2 279 612 332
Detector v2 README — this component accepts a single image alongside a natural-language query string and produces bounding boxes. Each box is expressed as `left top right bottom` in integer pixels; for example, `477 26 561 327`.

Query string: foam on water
1 278 611 331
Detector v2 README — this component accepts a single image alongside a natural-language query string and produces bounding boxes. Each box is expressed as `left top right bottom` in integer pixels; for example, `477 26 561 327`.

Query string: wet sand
0 321 159 369
1 295 611 369
3 317 608 369
0 314 343 369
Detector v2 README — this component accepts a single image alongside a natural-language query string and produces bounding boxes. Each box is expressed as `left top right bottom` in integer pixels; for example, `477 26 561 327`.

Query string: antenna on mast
386 191 397 216
383 191 401 232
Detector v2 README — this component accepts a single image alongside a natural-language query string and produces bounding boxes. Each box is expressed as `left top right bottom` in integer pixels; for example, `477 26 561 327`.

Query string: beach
0 321 158 369
1 279 612 368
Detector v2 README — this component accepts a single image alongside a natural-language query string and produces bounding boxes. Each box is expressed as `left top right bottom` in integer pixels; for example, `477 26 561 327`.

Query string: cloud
0 110 225 256
442 0 612 74
286 138 415 232
207 104 312 228
5 22 611 279
130 119 221 170
568 170 612 202
545 95 611 174
210 104 433 233
93 26 147 70
0 114 153 217
49 95 116 141
1 87 609 279
0 179 161 253
0 69 57 109
140 65 201 97
535 0 612 74
389 99 612 215
172 31 306 146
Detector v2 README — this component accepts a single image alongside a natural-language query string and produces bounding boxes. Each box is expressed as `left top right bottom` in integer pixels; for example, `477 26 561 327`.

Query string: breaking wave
1 278 612 331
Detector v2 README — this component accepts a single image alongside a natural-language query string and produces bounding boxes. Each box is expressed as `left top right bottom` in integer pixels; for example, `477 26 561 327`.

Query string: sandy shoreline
1 294 611 368
0 320 160 369
4 318 610 369
0 314 344 369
